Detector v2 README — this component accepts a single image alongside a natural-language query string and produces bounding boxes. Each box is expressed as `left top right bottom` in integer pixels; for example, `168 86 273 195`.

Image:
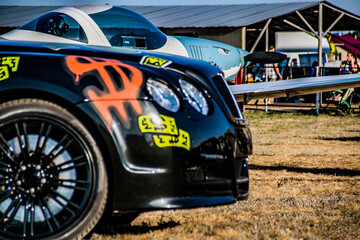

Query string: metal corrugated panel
126 3 319 28
0 6 60 27
0 2 319 28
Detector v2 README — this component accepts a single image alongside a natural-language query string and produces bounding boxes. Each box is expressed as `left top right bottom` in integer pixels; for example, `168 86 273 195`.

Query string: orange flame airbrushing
66 56 143 128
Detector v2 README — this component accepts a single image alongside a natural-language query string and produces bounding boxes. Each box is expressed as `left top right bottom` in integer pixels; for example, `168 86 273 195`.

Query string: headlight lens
146 79 180 112
179 79 209 115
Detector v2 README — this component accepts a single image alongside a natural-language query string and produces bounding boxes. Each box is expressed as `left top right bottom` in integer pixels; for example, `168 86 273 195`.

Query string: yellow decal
138 115 178 135
138 114 190 151
0 56 20 81
140 56 171 68
0 66 9 81
153 129 190 151
2 56 20 72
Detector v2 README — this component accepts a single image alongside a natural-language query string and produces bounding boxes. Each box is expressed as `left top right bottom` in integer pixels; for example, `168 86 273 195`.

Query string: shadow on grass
319 136 360 142
249 164 360 176
92 218 180 236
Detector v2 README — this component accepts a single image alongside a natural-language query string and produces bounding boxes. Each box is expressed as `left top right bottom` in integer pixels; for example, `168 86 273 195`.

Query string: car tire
0 99 108 239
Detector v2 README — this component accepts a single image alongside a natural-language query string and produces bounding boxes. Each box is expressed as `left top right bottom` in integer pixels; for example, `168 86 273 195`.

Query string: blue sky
0 0 359 15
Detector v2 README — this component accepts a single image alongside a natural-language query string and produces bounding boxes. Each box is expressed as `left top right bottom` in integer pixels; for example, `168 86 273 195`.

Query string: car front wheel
0 99 108 239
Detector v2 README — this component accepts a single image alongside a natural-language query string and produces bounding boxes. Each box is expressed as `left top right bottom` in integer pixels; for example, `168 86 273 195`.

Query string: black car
0 40 252 239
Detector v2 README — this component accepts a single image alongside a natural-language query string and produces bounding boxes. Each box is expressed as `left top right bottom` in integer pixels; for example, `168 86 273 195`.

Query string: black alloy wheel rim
0 117 93 239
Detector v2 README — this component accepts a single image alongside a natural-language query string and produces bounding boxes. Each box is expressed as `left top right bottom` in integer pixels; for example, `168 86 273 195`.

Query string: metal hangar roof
0 1 359 31
126 2 321 28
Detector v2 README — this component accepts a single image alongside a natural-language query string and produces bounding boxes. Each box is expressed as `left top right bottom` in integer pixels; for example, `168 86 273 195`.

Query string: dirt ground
89 111 360 240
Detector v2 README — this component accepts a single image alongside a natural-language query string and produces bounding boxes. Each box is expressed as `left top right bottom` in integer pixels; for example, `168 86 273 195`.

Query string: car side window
19 12 88 43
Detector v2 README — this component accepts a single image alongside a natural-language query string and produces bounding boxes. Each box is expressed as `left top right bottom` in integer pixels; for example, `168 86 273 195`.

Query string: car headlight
179 79 209 115
146 79 180 112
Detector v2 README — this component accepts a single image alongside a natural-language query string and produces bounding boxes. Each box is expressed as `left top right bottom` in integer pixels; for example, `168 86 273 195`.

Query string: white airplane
2 4 360 99
1 4 285 80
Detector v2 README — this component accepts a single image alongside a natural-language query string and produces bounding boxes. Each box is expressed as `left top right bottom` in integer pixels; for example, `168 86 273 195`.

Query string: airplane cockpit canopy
87 6 167 50
18 5 168 50
19 12 89 43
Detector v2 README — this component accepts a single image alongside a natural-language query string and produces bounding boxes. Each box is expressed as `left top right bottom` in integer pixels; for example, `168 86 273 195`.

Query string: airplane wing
230 74 360 103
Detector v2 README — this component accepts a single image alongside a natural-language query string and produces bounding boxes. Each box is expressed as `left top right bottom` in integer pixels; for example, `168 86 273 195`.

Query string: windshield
88 6 167 50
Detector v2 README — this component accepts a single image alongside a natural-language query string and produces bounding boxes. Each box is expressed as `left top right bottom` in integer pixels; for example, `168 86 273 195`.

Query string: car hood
0 39 221 78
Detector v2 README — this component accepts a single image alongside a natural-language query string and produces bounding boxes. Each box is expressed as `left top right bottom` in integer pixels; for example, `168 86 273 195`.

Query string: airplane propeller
244 51 287 64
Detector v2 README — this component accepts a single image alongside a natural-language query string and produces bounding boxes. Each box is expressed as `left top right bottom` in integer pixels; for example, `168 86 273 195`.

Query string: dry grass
89 112 360 240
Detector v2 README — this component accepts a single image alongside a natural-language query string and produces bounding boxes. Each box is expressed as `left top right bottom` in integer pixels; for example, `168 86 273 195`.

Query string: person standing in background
265 45 283 104
266 45 283 81
340 52 358 74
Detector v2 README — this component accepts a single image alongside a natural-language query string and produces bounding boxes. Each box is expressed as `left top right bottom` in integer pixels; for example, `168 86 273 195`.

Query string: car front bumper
88 99 252 213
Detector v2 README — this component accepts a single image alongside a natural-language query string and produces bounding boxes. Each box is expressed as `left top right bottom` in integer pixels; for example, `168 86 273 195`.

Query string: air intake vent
212 74 242 119
188 45 203 60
